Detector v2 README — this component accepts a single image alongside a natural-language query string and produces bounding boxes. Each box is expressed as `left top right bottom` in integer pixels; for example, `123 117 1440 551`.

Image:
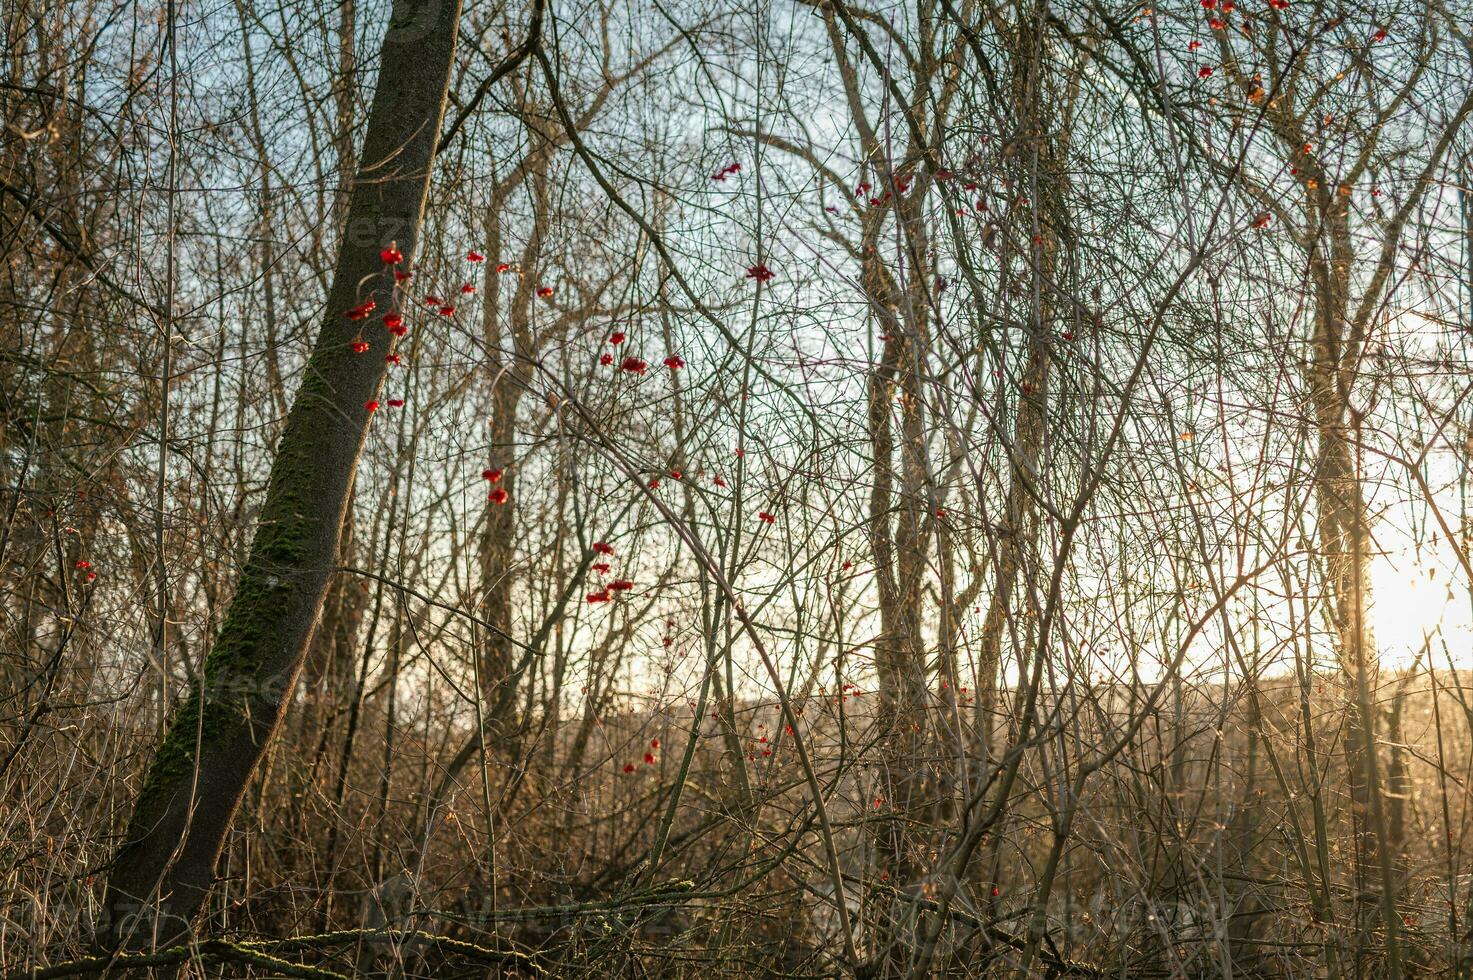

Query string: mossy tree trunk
100 0 462 948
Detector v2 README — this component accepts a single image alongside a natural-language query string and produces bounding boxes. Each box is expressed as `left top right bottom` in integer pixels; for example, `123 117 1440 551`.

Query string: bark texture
100 0 463 947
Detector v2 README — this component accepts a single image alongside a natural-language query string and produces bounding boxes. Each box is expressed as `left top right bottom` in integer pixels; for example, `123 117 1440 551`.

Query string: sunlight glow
1369 548 1473 672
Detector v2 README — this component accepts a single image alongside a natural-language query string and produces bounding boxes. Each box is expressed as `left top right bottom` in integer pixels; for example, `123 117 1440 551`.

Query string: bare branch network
3 0 1473 976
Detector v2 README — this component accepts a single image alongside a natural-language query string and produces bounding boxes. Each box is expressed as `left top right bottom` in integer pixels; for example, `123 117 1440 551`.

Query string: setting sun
1372 548 1473 671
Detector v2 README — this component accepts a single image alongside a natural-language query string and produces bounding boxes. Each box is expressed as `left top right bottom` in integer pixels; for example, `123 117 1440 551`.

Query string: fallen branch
7 939 348 980
11 930 546 980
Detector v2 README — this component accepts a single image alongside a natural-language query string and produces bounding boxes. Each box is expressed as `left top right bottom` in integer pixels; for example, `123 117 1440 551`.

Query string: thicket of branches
5 0 1473 975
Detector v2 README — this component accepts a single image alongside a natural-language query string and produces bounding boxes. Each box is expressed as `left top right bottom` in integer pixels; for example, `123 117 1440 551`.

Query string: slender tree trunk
859 199 936 978
474 149 551 711
1226 683 1263 972
477 349 526 699
974 7 1068 920
1304 203 1401 973
99 0 462 948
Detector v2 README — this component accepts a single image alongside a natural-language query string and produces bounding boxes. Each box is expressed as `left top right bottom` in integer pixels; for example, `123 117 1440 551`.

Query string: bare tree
100 0 465 947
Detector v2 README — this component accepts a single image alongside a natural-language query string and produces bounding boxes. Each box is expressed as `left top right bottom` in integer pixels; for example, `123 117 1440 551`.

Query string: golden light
1369 549 1471 671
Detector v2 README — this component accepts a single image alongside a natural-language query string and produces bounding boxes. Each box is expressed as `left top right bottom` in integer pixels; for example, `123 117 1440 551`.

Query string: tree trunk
858 195 937 978
1304 200 1400 970
974 8 1068 921
99 0 462 948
